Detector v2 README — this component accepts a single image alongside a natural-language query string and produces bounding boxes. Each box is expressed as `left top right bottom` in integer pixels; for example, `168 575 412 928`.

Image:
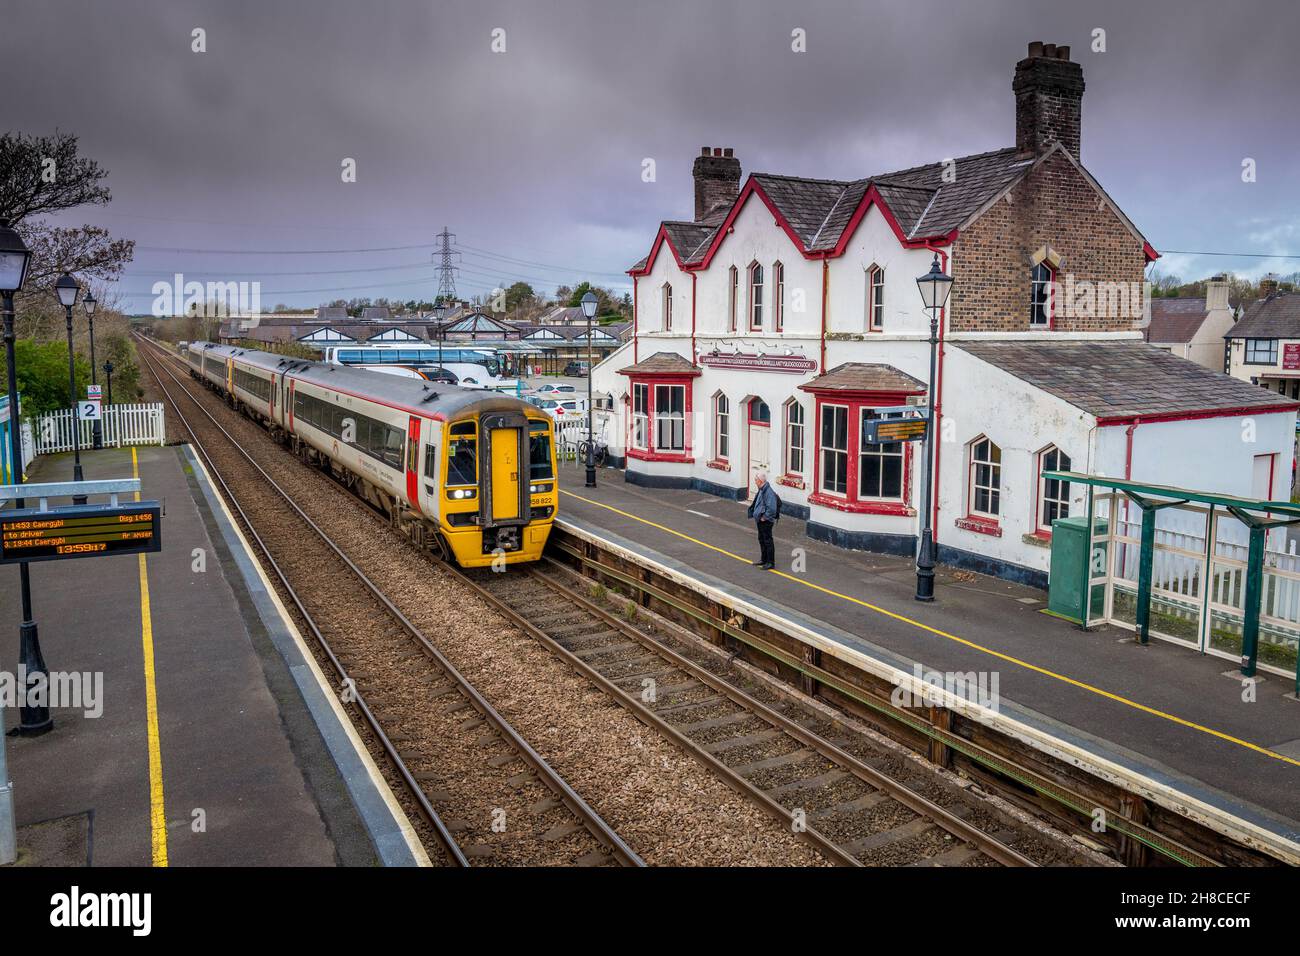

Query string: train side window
383 426 404 468
529 421 553 480
423 443 437 481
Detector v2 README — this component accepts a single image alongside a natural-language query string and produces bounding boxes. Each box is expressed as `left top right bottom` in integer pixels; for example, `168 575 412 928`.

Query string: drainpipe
819 258 829 372
632 275 639 364
925 242 950 541
1124 421 1138 479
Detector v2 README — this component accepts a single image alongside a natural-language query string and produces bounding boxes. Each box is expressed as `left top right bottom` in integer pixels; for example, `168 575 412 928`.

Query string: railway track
137 337 643 868
456 560 1040 867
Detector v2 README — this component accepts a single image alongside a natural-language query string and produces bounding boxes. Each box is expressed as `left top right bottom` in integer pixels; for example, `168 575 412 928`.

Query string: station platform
556 461 1300 844
1 444 422 867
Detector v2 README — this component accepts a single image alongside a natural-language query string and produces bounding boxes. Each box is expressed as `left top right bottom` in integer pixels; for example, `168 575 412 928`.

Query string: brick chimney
692 147 741 223
1259 274 1280 298
1013 41 1085 161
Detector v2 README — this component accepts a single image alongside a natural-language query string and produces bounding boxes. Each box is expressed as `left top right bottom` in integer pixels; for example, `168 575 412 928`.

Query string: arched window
728 265 738 333
662 282 672 331
748 262 764 331
1030 261 1054 327
968 436 1002 518
714 392 730 461
867 265 885 331
784 399 805 475
1037 445 1071 533
773 261 785 332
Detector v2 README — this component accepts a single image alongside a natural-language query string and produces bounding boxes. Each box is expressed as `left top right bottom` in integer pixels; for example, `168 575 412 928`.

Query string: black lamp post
0 219 52 735
580 291 598 488
54 273 86 505
103 360 114 407
914 253 953 602
83 290 101 450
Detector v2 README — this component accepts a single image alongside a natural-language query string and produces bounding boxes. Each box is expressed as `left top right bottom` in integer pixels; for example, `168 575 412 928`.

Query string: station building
591 42 1299 588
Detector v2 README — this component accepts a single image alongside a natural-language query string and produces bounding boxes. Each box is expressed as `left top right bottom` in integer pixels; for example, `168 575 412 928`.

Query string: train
182 341 556 567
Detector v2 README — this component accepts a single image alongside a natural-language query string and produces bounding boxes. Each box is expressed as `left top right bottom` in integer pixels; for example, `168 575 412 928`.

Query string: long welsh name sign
0 502 162 564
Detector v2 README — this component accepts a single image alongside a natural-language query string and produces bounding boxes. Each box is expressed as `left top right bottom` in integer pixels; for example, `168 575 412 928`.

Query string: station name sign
0 501 163 564
697 351 818 374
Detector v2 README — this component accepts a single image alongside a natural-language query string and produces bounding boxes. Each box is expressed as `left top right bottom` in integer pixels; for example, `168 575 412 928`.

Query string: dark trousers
756 519 775 566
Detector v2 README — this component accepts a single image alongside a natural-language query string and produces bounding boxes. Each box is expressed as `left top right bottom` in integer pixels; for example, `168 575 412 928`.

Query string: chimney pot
723 147 733 157
1027 41 1044 57
700 147 710 156
1056 45 1070 60
1042 43 1057 58
713 147 722 156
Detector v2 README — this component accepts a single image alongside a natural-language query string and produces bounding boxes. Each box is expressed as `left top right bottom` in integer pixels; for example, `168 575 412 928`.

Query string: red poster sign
1284 343 1300 370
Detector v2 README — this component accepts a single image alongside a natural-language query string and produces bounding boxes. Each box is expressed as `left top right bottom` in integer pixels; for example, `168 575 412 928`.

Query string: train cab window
447 422 477 486
423 442 438 482
529 421 553 481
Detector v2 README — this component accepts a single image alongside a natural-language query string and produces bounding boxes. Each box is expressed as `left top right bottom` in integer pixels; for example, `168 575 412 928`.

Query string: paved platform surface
557 461 1300 838
2 445 419 866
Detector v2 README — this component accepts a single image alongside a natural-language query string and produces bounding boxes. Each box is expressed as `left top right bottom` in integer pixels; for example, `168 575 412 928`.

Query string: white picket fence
34 403 166 454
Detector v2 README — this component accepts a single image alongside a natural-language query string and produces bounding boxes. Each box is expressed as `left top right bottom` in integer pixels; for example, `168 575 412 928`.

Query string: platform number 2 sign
79 400 102 420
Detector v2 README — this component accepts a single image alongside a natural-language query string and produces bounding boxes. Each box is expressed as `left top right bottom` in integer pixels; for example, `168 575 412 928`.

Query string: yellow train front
192 343 556 567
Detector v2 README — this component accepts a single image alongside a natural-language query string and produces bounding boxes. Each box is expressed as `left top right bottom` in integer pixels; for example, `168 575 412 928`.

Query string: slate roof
1144 298 1210 345
632 146 1038 272
799 362 927 394
954 340 1297 420
1224 293 1300 340
618 351 701 376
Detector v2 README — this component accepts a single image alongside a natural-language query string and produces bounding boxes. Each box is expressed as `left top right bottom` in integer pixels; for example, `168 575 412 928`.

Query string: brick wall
949 151 1147 333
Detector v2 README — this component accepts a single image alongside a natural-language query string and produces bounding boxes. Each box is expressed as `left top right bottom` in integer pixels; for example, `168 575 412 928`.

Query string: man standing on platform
747 471 780 570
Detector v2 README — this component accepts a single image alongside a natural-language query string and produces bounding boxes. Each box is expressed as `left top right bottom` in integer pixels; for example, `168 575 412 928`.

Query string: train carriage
186 343 555 567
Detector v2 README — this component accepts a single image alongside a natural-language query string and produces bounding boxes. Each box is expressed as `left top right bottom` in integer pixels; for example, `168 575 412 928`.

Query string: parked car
534 382 578 396
537 397 586 420
564 361 590 377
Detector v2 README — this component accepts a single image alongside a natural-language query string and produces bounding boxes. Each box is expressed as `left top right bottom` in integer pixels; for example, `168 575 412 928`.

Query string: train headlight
450 488 477 500
529 483 553 495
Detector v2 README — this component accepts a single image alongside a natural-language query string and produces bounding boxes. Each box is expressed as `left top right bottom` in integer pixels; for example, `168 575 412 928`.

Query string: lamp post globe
913 253 952 602
580 291 598 488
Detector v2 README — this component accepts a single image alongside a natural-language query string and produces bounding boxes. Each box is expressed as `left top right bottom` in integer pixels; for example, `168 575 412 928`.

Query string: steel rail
138 338 644 868
528 560 1038 867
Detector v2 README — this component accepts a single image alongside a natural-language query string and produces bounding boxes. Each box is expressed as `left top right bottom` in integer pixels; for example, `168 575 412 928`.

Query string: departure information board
0 502 162 564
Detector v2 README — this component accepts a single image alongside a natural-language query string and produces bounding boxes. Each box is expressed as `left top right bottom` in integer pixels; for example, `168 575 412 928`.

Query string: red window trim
728 266 739 333
965 434 1002 526
748 261 763 331
801 387 923 514
781 398 806 481
622 372 696 462
774 261 784 332
713 391 730 463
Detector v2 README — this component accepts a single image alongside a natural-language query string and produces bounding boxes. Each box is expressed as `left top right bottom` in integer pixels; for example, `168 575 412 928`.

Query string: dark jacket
747 482 780 522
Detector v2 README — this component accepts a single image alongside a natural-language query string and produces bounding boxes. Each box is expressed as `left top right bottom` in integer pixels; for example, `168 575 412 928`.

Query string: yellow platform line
133 447 168 866
560 489 1300 770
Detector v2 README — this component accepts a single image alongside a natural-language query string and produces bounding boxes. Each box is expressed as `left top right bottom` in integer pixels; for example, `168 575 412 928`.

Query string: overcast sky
7 0 1300 313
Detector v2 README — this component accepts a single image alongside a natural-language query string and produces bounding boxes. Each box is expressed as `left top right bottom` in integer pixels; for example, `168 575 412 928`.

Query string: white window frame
655 383 685 452
819 403 849 496
867 265 885 331
1245 338 1278 365
1037 445 1071 533
784 399 805 475
632 383 649 450
968 435 1002 519
858 407 904 501
714 392 730 461
728 265 738 333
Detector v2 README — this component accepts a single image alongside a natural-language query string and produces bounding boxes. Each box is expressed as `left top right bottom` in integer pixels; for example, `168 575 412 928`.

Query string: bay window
632 383 649 450
858 408 903 499
655 384 685 452
819 404 849 495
